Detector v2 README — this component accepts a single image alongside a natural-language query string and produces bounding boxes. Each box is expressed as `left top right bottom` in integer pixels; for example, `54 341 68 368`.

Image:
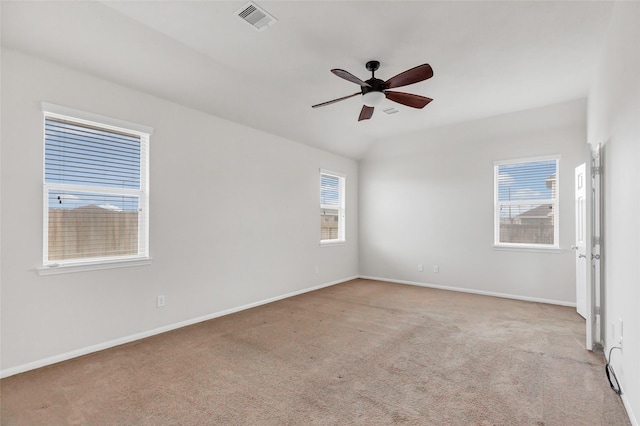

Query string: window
494 156 559 248
320 169 345 244
42 104 151 270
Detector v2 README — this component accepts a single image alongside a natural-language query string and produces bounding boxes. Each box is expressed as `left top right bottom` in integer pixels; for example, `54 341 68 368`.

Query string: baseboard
359 275 577 307
0 276 358 379
621 384 639 426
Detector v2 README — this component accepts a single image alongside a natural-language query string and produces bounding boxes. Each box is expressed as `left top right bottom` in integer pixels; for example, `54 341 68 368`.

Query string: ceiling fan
312 60 434 121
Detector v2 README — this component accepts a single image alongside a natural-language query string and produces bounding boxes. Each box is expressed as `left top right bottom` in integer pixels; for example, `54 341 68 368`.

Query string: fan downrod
363 61 384 93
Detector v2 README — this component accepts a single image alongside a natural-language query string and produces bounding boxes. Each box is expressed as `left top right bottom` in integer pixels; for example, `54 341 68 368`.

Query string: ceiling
1 1 614 159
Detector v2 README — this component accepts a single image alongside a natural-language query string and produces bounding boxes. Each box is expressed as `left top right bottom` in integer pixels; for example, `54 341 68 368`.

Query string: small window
42 105 151 267
320 169 345 244
494 157 559 248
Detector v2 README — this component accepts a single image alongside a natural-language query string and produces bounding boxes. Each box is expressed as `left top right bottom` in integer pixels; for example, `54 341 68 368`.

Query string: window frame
493 155 560 250
39 103 152 274
319 169 346 245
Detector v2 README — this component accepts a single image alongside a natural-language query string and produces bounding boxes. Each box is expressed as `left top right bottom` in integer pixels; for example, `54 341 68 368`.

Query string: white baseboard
0 276 358 379
621 385 638 426
359 275 577 307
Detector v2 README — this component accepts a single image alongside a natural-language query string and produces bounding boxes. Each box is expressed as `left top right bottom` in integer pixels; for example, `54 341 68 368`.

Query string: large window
494 157 559 248
320 169 345 244
42 104 151 269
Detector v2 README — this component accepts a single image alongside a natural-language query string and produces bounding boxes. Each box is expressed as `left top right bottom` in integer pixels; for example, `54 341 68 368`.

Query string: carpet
1 279 630 425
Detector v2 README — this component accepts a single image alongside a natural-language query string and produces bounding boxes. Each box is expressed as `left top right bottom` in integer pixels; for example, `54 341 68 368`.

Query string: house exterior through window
42 104 151 269
320 169 345 244
494 156 559 248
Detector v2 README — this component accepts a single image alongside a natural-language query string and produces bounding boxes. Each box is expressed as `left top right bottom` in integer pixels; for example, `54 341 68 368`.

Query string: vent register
235 2 278 31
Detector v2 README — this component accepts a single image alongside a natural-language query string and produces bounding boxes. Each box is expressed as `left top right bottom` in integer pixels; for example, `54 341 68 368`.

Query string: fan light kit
312 60 434 121
362 91 386 107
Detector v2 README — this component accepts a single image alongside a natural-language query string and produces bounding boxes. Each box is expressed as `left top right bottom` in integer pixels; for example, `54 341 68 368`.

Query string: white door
575 163 587 318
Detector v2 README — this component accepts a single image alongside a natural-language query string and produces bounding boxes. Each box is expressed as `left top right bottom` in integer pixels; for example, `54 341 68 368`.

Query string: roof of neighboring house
516 204 553 218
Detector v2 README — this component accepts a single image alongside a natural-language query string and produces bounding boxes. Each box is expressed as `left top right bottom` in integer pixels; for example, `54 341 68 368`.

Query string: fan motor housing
361 78 386 95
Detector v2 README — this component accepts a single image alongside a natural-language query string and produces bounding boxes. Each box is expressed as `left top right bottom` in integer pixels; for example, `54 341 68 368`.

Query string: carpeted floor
1 279 630 425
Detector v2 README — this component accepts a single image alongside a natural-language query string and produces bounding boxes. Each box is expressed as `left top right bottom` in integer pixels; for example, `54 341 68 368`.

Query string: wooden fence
499 223 554 245
321 214 339 240
48 207 138 260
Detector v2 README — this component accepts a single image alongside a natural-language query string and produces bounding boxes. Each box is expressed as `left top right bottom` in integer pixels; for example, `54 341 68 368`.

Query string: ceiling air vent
235 2 278 31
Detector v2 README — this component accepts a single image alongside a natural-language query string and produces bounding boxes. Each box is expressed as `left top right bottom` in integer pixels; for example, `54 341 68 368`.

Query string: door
575 163 587 318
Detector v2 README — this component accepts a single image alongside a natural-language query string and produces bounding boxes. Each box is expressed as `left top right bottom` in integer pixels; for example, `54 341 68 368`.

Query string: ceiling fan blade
385 91 433 109
384 64 433 89
331 69 372 88
312 92 361 108
358 105 374 121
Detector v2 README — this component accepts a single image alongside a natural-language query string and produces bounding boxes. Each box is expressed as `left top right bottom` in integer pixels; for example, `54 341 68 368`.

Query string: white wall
360 99 587 304
588 2 640 423
0 48 358 375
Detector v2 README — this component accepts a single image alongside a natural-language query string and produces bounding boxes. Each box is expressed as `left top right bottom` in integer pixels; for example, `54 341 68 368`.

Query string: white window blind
320 170 345 243
43 110 150 265
494 157 559 248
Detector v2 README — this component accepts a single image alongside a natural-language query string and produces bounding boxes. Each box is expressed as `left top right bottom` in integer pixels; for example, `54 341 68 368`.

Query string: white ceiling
1 1 614 159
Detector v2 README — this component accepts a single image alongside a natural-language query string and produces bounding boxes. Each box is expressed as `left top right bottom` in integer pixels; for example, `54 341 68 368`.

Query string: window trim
40 103 152 273
493 155 560 250
36 257 152 276
319 168 346 245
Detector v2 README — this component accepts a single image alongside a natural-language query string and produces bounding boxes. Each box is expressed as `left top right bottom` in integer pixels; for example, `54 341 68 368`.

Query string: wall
0 49 358 376
588 2 640 423
360 99 587 304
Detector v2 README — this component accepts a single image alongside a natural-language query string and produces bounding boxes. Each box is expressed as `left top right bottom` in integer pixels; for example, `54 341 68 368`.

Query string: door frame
590 145 603 350
584 156 593 350
583 145 603 351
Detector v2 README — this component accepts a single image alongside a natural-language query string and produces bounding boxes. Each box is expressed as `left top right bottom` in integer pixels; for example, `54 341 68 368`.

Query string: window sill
37 257 152 276
493 245 563 254
320 240 346 247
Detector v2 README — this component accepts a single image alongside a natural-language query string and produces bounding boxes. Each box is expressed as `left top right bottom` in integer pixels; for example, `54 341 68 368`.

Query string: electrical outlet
418 264 424 272
433 265 439 273
315 265 319 274
157 295 165 308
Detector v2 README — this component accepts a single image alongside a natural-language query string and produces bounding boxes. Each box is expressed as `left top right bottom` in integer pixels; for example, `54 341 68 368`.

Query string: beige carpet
1 279 630 425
